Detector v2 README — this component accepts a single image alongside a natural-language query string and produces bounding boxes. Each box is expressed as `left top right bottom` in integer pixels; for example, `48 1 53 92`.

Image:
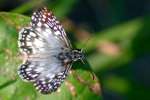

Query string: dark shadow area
68 0 150 32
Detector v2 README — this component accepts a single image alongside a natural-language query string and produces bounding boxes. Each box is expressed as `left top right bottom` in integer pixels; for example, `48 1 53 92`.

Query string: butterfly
18 7 85 94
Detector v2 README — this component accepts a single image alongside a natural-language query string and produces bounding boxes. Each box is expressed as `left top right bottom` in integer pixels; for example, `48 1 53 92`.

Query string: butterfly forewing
18 7 72 94
31 7 71 48
18 27 46 55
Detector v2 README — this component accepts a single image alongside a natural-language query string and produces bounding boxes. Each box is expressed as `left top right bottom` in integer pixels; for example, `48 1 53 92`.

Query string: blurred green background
0 0 149 100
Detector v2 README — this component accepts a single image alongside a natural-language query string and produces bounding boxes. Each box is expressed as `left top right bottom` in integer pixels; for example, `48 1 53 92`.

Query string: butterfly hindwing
34 69 68 94
18 60 40 82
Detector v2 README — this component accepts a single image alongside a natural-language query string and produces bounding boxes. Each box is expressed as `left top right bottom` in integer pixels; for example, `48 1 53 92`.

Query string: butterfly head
72 49 85 63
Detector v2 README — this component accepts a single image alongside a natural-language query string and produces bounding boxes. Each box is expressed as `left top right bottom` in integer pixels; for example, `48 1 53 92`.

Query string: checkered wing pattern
18 7 71 94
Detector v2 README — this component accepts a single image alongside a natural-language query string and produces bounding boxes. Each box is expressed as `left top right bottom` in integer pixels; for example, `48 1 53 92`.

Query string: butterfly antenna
80 37 91 64
82 37 91 53
81 38 96 80
81 57 85 64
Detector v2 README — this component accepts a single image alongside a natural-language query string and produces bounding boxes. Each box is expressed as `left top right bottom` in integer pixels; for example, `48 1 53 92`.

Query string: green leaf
0 12 102 100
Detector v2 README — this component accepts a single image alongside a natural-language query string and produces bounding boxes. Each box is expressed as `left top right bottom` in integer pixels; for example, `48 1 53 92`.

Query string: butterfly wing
18 8 72 94
31 7 72 48
19 7 71 55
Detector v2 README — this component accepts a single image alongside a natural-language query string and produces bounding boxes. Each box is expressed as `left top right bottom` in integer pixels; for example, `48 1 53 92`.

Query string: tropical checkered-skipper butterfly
18 7 84 94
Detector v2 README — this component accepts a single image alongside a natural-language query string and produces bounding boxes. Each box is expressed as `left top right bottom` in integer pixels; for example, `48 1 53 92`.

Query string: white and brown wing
18 7 72 94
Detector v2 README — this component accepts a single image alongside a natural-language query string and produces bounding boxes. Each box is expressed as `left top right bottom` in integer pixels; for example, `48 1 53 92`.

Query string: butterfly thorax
57 49 84 65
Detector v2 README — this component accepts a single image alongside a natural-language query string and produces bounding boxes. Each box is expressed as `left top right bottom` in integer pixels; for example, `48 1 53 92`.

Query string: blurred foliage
11 0 77 19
